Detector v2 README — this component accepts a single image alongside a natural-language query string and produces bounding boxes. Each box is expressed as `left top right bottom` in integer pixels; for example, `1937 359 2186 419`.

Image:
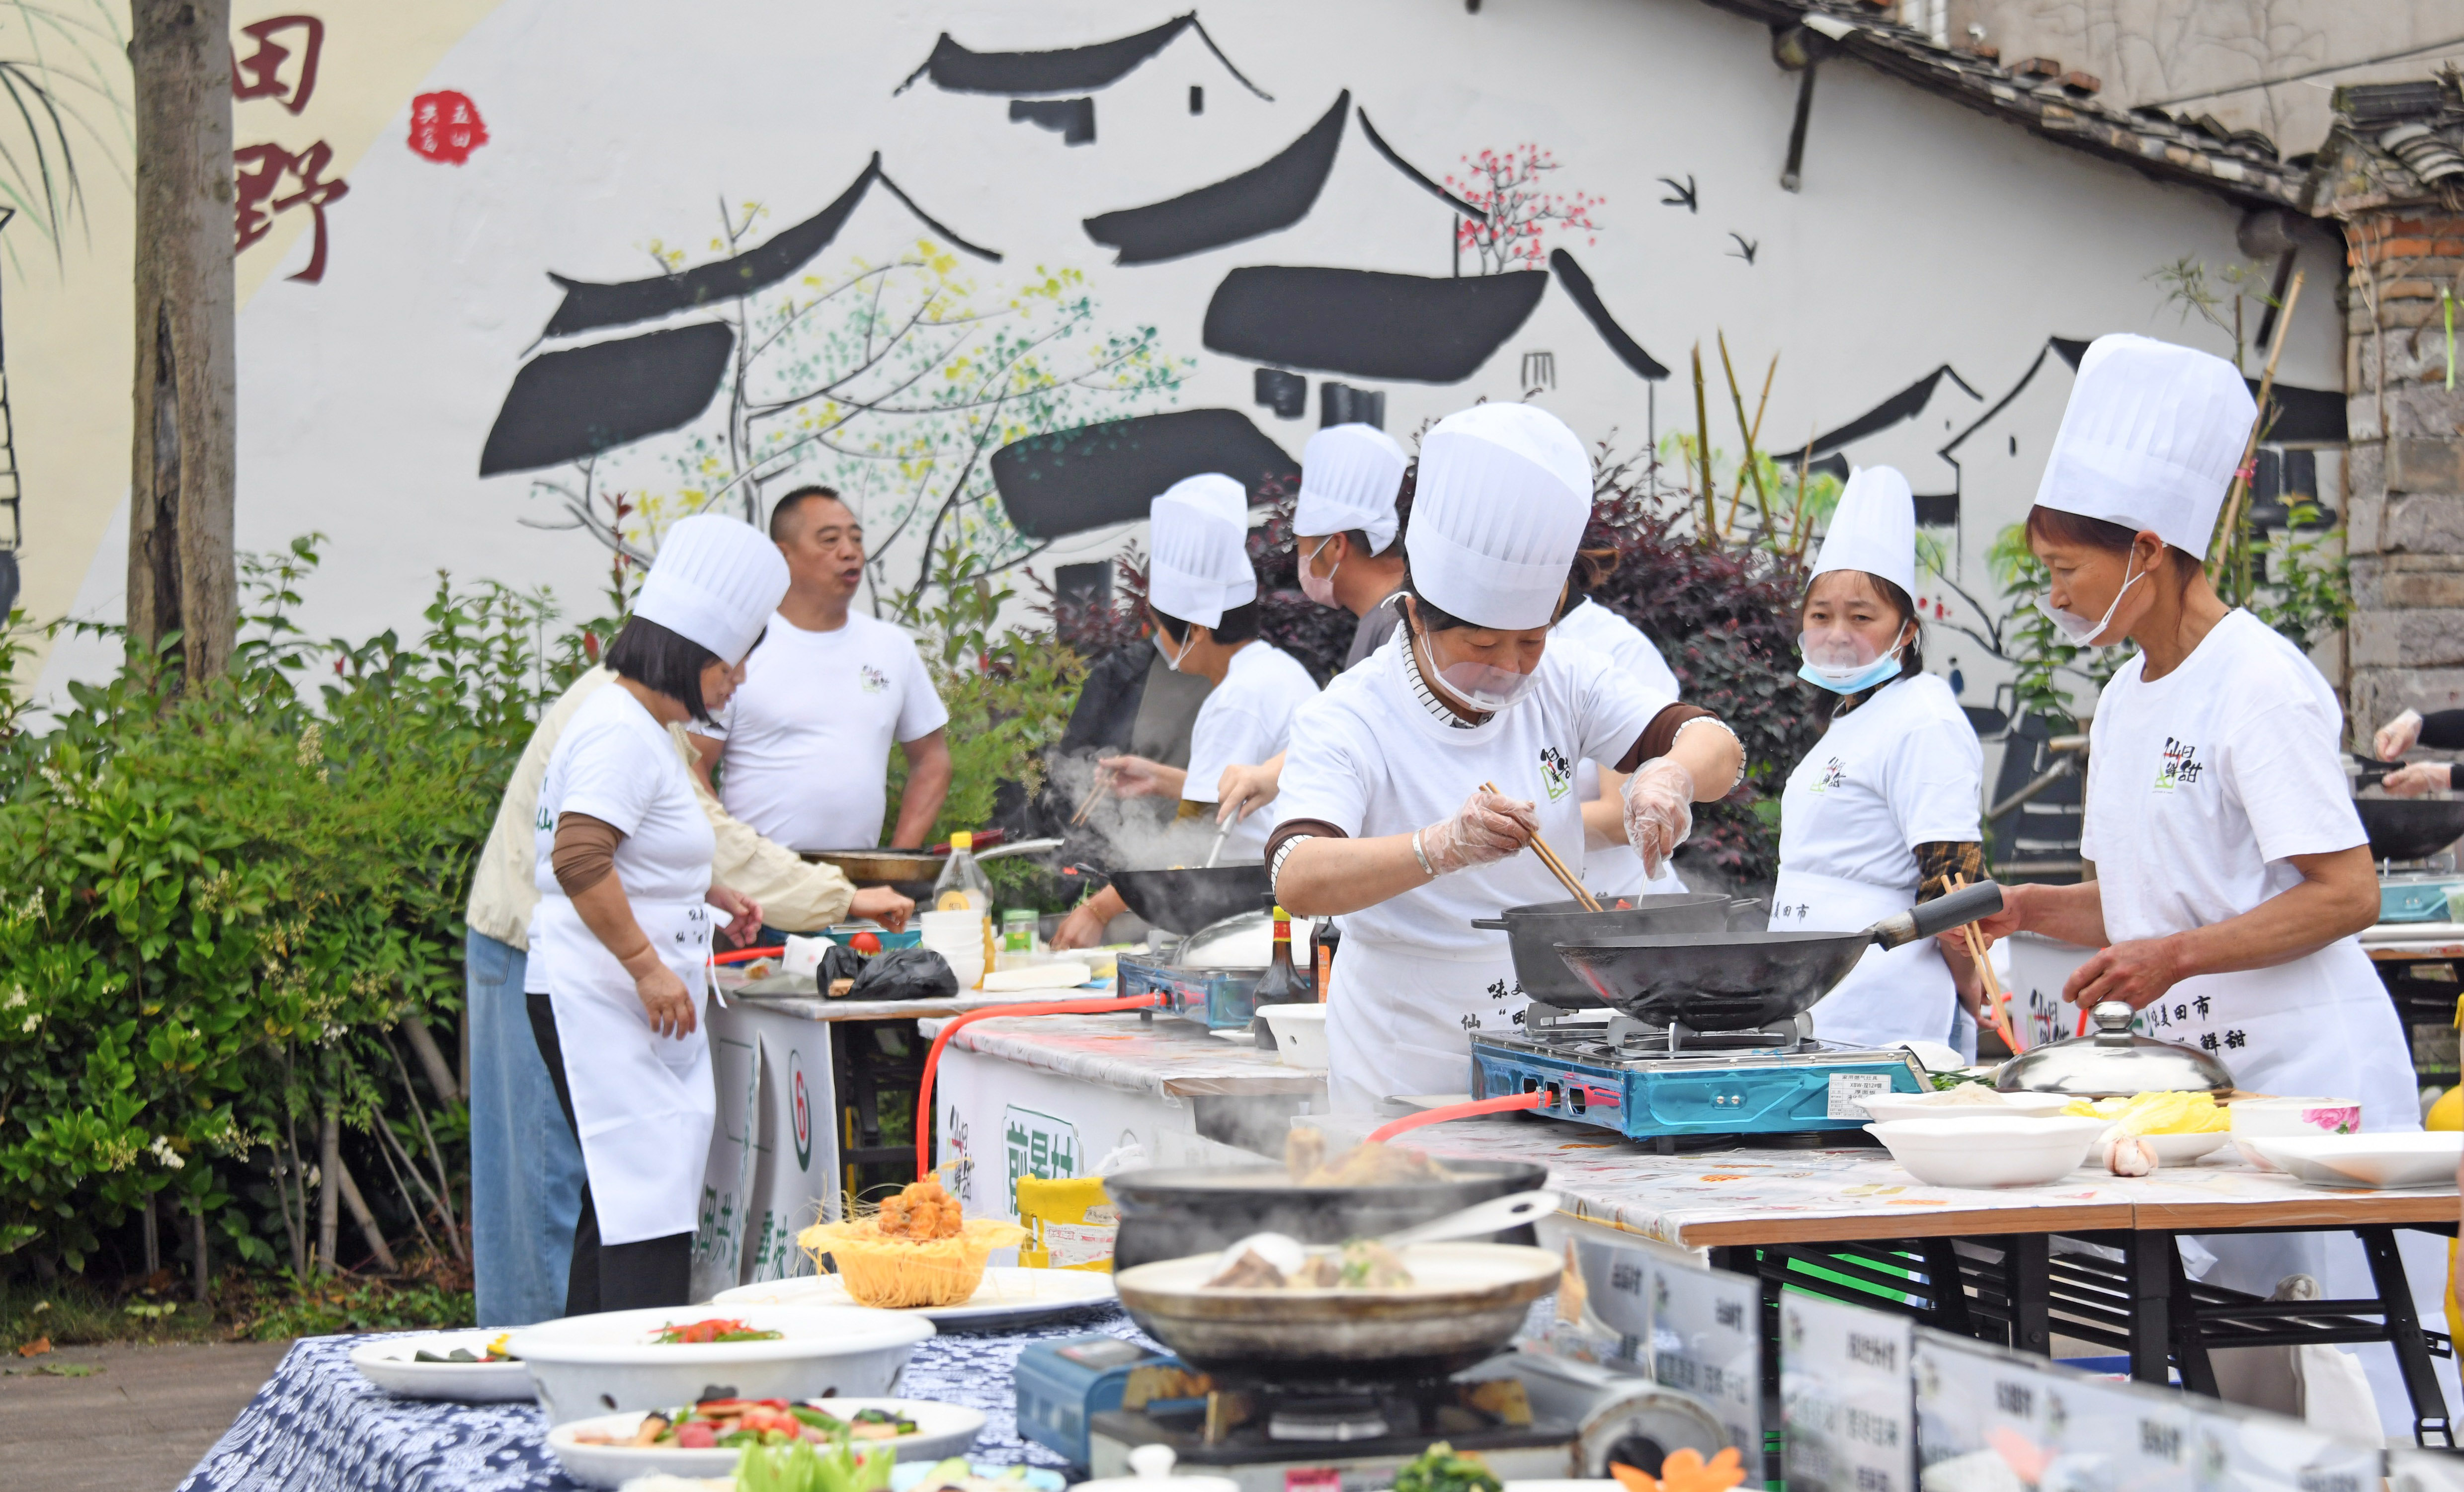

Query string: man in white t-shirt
689 487 953 853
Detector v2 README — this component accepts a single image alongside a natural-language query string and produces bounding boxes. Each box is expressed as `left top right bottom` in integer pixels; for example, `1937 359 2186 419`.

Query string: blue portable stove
1468 1011 1927 1148
1014 1335 1195 1467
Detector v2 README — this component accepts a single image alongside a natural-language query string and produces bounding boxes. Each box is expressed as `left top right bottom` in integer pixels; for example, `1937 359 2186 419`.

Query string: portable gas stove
2379 866 2464 923
1080 1347 1725 1492
1468 1008 1927 1149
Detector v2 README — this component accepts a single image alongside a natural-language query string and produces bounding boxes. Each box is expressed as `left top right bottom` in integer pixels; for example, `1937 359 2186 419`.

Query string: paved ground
0 1339 292 1492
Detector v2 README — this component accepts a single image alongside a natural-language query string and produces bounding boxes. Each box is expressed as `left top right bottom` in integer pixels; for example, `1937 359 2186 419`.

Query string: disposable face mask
1154 628 1196 673
1298 537 1341 607
2036 557 2143 647
1796 627 1906 696
1418 624 1542 713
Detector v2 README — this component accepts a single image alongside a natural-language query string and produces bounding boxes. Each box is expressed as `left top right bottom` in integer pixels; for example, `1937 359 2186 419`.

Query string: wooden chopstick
1068 766 1113 826
1950 872 2015 1048
1480 781 1600 911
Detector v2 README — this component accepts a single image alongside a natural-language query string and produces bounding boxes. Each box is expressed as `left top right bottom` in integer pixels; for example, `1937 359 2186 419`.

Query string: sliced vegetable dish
570 1399 920 1450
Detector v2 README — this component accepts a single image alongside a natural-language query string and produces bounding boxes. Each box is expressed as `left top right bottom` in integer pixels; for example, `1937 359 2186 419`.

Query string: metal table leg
2128 1231 2174 1386
2358 1225 2455 1447
2163 1232 2219 1397
2005 1234 2051 1356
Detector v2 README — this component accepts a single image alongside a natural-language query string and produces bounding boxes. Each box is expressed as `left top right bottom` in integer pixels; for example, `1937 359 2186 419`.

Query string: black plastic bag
848 946 960 1002
817 943 869 990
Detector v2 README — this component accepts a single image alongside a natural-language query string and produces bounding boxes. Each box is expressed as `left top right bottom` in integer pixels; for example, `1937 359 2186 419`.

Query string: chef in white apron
1269 403 1746 1111
1771 467 1986 1056
526 514 784 1313
1971 334 2436 1437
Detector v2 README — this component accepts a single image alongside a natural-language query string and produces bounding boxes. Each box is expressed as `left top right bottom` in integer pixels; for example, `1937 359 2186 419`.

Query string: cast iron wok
801 839 1063 902
1107 865 1271 936
1554 879 2004 1031
1112 1241 1561 1388
1471 893 1757 1009
1101 1159 1549 1271
2354 797 2464 863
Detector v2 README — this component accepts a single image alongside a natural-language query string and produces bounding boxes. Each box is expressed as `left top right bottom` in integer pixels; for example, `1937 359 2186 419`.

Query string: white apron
1324 936 1522 1113
1770 867 1957 1051
538 894 716 1246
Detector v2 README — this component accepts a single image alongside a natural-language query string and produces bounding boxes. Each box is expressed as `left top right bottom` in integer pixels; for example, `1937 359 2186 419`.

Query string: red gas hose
713 945 785 966
914 995 1166 1179
1366 1090 1546 1144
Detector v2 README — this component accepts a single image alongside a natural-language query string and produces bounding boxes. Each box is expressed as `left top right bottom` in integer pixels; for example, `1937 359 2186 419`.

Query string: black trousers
527 992 693 1314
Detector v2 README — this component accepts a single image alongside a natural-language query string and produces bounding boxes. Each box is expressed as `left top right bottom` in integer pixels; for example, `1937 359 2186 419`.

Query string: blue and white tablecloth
178 1302 1145 1492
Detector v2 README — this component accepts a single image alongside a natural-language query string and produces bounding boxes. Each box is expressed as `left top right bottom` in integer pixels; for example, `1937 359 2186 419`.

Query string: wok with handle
1106 864 1271 936
1470 893 1758 1009
2353 797 2464 862
1553 879 2005 1031
1101 1159 1549 1271
802 838 1065 899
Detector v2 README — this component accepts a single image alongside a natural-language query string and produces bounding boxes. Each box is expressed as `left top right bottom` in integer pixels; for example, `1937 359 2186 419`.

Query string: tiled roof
2303 79 2464 216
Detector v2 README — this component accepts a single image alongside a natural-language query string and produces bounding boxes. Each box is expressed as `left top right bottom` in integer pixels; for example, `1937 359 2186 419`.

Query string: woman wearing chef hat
1972 336 2427 1425
526 513 784 1312
1269 403 1746 1111
1052 476 1322 947
1772 466 1987 1056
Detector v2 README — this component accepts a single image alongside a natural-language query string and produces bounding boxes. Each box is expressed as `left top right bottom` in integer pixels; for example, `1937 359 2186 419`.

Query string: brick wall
2341 208 2464 735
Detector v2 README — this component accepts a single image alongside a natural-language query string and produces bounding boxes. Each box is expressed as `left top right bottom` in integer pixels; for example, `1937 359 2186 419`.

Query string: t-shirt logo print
1538 746 1573 801
1809 757 1847 794
857 664 890 695
2154 737 2204 792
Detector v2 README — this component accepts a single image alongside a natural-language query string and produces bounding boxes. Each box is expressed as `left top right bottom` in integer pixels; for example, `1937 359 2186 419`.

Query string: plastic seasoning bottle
934 831 996 976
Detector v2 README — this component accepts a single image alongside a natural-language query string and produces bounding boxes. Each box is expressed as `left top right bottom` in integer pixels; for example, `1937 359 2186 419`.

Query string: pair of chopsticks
1068 765 1115 826
1949 871 2015 1049
1480 781 1600 911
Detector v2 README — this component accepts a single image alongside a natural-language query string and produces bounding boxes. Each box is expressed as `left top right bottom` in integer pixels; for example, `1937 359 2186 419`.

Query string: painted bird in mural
1657 174 1697 212
1726 232 1758 264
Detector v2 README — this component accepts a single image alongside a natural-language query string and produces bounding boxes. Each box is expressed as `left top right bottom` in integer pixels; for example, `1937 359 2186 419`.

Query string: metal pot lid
1994 1000 2234 1097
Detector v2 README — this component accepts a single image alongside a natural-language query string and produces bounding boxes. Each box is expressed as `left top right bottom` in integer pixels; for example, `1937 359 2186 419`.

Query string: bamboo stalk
335 1158 401 1273
2209 269 2305 583
374 1106 463 1263
1691 345 1716 544
401 1015 460 1104
1481 781 1598 911
386 1037 469 1260
316 1097 341 1274
368 1116 441 1260
1718 333 1778 533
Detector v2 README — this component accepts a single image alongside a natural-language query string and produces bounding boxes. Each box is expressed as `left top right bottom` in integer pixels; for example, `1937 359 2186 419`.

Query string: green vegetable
1391 1442 1502 1492
735 1435 897 1492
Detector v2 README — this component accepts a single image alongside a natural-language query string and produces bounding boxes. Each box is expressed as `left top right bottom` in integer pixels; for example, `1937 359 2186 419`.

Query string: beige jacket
465 666 856 948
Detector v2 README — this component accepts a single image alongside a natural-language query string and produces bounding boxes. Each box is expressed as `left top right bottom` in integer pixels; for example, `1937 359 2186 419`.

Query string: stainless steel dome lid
1993 1000 2235 1097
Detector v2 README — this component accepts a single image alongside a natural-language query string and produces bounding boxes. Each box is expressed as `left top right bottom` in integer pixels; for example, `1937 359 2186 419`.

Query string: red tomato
850 932 882 954
675 1422 720 1449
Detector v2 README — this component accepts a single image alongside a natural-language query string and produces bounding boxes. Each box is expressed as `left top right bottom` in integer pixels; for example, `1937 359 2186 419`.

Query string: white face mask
1416 620 1542 713
1796 628 1907 696
2036 555 2144 646
1298 536 1341 608
1154 628 1197 672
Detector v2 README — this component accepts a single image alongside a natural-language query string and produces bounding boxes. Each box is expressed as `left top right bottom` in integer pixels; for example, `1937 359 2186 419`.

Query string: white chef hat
1295 423 1409 554
1406 403 1593 629
633 512 791 663
1148 473 1256 628
1809 466 1918 599
2034 333 2255 558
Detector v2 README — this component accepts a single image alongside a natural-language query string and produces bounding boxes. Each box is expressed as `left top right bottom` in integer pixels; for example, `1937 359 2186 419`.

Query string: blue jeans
466 931 586 1327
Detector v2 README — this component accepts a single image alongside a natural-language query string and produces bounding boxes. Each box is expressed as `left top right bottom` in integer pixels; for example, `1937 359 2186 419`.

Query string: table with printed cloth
177 1302 1145 1492
1394 1111 2464 1445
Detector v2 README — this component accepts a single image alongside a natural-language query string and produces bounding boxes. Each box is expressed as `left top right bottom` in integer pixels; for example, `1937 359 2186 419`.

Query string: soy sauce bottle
1249 904 1306 1052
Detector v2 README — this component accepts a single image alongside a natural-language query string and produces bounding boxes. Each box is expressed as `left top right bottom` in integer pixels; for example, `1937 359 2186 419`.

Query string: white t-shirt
1273 630 1674 958
532 684 717 908
1183 641 1320 859
2081 609 2366 943
1776 672 1982 890
1557 598 1686 896
706 612 950 851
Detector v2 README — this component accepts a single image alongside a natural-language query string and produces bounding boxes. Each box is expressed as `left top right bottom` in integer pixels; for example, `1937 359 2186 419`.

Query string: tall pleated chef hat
633 512 791 663
1147 473 1256 628
2034 333 2256 558
1295 423 1410 553
1809 466 1918 599
1406 402 1592 629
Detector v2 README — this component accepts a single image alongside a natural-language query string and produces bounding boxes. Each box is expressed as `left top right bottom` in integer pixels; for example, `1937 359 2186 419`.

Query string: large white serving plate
712 1267 1115 1328
347 1332 535 1403
544 1397 983 1489
506 1306 934 1426
2246 1132 2464 1189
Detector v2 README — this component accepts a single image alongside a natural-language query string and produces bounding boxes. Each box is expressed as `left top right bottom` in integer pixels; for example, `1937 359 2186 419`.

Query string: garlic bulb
2105 1135 2156 1177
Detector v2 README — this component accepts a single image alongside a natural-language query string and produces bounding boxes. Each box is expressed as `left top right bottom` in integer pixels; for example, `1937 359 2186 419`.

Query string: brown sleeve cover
1262 818 1348 868
552 812 625 897
1915 840 1986 901
1614 704 1718 773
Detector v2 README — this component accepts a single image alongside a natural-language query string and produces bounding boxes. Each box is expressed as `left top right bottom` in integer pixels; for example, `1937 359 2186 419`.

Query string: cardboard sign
1783 1292 1913 1492
1647 1253 1763 1454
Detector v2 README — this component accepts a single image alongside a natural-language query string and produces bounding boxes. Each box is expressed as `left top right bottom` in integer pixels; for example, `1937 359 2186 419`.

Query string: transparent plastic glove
1620 758 1696 878
2384 762 2452 798
1421 787 1540 875
2377 708 2425 761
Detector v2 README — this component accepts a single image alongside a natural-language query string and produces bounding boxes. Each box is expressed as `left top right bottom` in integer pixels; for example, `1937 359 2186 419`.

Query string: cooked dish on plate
798 1178 1027 1308
570 1399 917 1450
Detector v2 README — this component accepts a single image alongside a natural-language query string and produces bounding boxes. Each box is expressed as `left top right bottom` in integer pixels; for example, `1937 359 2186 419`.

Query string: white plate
506 1306 934 1427
545 1397 985 1490
2247 1132 2464 1189
1856 1090 2074 1123
348 1332 535 1402
711 1266 1116 1328
979 961 1094 993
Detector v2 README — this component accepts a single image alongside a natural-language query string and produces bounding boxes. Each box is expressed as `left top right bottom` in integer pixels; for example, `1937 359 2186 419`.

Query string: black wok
1555 880 2004 1031
1107 864 1270 936
1101 1160 1549 1271
1471 893 1757 1009
2355 797 2464 862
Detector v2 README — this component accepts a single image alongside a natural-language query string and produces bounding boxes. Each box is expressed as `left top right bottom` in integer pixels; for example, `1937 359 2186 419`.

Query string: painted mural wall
16 0 2345 727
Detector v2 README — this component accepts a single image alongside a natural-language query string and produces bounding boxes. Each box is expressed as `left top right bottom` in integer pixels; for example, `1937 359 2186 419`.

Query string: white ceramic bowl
544 1397 984 1489
348 1332 535 1402
2245 1132 2463 1189
2229 1096 2363 1170
1254 1004 1328 1069
1856 1090 2074 1123
1864 1115 2112 1188
2135 1130 2231 1166
506 1306 935 1427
